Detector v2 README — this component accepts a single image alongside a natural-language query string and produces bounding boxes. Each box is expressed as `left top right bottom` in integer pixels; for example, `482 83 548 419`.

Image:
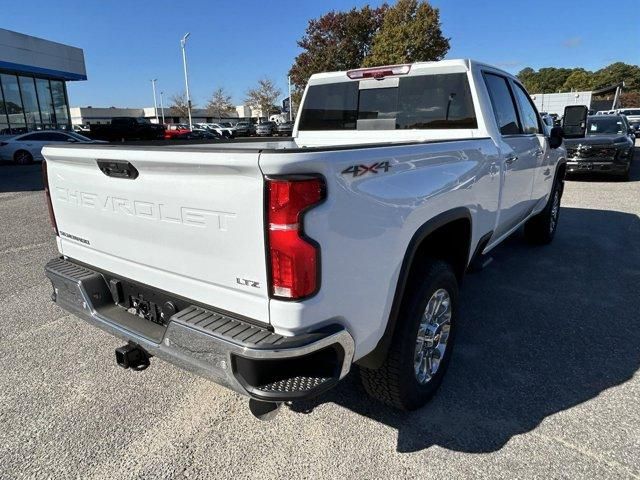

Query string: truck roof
307 59 514 83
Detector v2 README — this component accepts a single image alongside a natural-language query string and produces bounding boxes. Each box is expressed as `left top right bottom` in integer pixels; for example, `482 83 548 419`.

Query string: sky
3 0 638 108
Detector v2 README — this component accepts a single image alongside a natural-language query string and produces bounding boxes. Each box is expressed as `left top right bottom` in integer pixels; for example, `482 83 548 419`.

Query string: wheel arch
13 149 33 164
357 207 472 369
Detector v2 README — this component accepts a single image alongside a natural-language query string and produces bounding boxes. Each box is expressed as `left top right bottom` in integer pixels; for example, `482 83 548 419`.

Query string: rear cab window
298 73 477 131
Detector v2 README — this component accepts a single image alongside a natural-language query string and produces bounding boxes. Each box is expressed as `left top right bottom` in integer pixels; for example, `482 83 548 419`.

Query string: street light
180 32 192 128
160 90 165 124
150 78 159 123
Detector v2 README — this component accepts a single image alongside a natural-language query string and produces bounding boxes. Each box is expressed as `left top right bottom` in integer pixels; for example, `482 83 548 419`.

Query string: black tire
360 260 459 410
524 174 563 244
13 150 34 165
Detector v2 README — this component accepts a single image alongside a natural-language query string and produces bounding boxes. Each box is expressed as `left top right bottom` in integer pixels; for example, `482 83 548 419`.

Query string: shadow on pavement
0 163 43 193
291 206 640 453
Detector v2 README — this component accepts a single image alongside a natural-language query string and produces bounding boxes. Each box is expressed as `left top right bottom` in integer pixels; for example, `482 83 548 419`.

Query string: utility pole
180 33 193 128
160 90 165 124
288 75 293 122
150 79 159 123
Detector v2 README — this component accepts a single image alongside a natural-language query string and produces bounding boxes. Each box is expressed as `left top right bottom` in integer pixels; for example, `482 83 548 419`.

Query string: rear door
43 145 270 323
510 81 550 203
483 73 539 239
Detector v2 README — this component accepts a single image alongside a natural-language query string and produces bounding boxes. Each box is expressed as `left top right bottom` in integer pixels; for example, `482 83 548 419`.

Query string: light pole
150 79 159 123
287 75 293 122
160 90 166 124
180 32 193 128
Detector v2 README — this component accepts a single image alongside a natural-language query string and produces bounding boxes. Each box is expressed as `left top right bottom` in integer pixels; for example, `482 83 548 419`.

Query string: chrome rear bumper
45 257 354 401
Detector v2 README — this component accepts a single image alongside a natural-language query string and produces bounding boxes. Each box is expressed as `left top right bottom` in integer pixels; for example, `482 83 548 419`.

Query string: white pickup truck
42 60 587 418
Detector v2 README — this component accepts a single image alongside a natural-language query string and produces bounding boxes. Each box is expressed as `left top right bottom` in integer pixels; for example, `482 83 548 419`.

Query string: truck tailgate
43 145 269 323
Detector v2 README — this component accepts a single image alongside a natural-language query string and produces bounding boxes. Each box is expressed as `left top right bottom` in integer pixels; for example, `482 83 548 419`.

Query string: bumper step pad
172 306 284 347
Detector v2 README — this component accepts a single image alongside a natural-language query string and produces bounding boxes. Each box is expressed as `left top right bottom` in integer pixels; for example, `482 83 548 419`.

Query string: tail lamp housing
266 175 326 300
42 160 58 235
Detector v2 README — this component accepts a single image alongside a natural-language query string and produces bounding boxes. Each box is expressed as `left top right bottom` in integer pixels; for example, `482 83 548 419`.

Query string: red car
164 124 191 139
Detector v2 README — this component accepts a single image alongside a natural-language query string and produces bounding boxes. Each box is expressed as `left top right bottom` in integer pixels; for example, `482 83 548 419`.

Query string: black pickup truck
88 117 165 141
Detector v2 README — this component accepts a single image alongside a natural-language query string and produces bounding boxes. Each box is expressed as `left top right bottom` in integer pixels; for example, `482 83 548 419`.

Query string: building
0 29 86 134
530 85 623 116
70 106 259 126
530 91 593 116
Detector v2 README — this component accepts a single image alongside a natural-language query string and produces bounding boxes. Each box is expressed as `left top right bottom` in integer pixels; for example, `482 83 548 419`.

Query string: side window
512 83 540 134
47 132 71 142
19 134 38 141
21 133 47 141
483 73 520 135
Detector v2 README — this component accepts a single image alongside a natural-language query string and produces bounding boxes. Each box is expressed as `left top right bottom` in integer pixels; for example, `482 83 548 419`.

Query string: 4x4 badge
342 161 391 177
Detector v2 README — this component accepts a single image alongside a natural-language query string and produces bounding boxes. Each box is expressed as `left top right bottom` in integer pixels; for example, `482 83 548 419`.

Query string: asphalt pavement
0 147 639 479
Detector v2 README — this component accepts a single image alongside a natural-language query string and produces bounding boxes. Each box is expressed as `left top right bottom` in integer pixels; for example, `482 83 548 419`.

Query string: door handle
505 155 518 165
534 149 544 157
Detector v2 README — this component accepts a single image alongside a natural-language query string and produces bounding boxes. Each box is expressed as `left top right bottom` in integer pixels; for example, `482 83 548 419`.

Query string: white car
42 59 587 417
209 123 235 138
0 130 103 165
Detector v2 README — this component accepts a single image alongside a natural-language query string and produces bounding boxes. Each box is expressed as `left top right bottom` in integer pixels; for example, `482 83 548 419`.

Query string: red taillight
346 64 411 80
41 160 58 235
266 176 325 300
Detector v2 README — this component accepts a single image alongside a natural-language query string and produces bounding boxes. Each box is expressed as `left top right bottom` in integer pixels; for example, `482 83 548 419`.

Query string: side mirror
549 126 564 149
562 105 588 138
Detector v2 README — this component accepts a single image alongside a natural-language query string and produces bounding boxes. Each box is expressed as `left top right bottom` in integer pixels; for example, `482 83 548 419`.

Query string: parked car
164 124 192 140
564 114 635 179
616 108 640 124
88 117 165 141
209 123 235 138
0 130 105 164
629 120 640 139
73 124 91 133
41 59 586 418
255 121 276 136
234 121 255 136
276 121 294 136
540 113 554 129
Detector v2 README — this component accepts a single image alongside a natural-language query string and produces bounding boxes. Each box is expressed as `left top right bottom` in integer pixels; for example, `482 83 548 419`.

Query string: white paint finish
42 59 564 363
43 146 270 323
261 139 502 358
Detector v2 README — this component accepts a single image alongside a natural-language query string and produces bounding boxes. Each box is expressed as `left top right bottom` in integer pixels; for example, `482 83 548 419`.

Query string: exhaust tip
115 343 151 371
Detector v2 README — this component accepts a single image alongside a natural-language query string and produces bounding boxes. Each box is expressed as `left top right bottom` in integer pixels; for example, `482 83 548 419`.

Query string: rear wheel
13 150 34 165
524 175 562 244
360 260 458 410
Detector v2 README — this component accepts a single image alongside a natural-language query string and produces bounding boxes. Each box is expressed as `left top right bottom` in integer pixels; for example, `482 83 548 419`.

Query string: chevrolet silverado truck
42 60 586 418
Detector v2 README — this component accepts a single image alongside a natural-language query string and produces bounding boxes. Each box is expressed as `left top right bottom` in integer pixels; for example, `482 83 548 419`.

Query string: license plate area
108 278 180 326
577 162 593 170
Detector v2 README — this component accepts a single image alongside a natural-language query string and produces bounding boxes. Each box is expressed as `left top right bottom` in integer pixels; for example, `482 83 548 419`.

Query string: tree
245 78 281 118
363 0 449 67
289 5 388 92
206 87 234 120
592 62 640 91
169 92 195 118
620 91 640 107
517 63 640 95
517 67 541 93
561 69 594 92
